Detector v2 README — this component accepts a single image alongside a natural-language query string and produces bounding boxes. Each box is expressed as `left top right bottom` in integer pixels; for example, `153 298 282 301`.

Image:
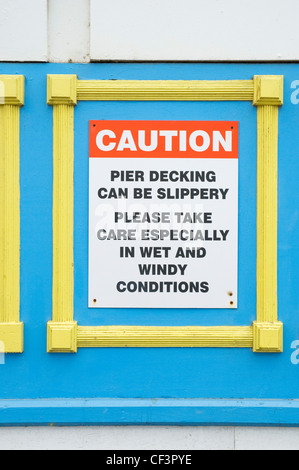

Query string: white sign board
89 121 238 309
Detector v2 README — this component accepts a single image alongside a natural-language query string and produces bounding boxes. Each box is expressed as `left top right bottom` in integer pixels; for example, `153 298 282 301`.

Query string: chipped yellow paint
0 76 24 353
47 75 283 353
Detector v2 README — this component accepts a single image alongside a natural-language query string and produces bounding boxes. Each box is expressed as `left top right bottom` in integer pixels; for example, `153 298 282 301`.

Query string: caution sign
89 121 238 309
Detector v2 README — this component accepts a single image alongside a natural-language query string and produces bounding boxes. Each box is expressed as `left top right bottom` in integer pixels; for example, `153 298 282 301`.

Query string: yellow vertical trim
0 105 20 323
52 104 74 323
0 75 24 353
253 76 283 353
256 105 278 323
47 76 77 352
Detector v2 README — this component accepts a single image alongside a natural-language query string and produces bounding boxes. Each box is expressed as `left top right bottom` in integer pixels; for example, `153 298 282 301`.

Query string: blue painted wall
0 63 298 424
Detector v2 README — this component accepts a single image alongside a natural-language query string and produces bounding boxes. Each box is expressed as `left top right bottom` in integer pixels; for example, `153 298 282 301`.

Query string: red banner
90 121 238 159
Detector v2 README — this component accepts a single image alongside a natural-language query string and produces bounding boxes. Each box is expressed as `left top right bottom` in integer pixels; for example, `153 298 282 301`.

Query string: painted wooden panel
48 0 90 63
0 63 297 426
91 0 299 61
0 0 47 62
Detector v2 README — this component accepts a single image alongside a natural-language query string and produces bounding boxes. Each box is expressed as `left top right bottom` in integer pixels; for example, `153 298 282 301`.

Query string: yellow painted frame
47 74 283 354
0 75 24 353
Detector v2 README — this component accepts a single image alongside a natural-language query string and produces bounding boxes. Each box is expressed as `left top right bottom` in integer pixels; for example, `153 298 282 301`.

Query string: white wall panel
90 0 299 61
0 0 47 61
48 0 90 63
0 426 234 450
1 426 299 450
235 427 299 450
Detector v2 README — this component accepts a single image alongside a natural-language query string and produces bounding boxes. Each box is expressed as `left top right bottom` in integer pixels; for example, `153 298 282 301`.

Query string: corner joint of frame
253 322 283 353
47 75 78 106
253 75 284 106
47 321 78 353
0 75 25 106
0 323 24 353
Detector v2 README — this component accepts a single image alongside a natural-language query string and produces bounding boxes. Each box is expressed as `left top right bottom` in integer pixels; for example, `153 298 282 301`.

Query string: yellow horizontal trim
77 80 254 101
77 326 253 348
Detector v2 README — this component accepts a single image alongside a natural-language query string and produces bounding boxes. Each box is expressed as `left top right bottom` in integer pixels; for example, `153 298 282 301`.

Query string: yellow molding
0 75 24 106
47 75 77 106
0 80 23 353
253 75 283 106
47 322 77 353
47 74 283 353
253 322 283 353
0 323 23 353
256 105 278 324
52 104 75 323
77 79 254 101
0 106 20 324
77 326 253 348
